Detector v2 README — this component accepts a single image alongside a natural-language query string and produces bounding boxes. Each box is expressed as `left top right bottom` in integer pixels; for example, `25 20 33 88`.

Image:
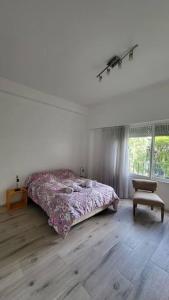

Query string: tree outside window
129 123 169 181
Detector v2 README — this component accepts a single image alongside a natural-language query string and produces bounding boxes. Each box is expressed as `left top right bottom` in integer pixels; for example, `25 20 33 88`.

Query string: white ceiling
0 0 169 105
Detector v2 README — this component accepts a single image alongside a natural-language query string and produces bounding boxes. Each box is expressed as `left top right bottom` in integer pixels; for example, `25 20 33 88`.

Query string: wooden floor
1 200 169 300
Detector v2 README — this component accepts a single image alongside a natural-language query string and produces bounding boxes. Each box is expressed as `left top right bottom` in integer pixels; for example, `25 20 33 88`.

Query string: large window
129 123 169 181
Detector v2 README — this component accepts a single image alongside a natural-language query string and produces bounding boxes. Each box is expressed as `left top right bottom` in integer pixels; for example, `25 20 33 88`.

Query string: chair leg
161 206 164 222
133 203 136 217
151 206 153 210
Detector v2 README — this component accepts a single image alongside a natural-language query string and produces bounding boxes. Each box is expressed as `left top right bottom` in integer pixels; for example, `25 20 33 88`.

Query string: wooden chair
132 179 165 222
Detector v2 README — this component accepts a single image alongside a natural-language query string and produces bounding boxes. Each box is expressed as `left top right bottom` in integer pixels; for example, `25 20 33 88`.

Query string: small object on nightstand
15 175 20 191
6 188 27 210
80 167 85 177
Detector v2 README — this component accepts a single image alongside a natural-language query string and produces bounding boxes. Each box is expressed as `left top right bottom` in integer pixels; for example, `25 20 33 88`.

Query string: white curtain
89 126 129 198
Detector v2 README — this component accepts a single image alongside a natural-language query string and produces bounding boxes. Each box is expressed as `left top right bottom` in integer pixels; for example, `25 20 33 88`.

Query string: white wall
88 80 169 129
88 80 169 209
0 78 88 205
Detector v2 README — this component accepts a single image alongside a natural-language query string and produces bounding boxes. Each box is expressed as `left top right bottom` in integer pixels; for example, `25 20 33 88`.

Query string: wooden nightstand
6 188 27 210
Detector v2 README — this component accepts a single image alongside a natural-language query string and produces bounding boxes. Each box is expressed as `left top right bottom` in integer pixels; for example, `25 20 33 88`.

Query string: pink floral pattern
25 169 76 187
26 169 119 237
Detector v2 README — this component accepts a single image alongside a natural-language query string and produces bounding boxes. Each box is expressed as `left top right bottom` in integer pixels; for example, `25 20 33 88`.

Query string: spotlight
107 67 111 74
118 59 122 69
96 44 138 81
129 50 133 61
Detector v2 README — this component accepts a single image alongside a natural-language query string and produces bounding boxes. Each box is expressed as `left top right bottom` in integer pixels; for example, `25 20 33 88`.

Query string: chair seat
133 191 164 207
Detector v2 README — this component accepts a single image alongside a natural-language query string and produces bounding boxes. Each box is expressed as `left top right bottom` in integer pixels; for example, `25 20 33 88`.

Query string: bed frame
72 204 114 226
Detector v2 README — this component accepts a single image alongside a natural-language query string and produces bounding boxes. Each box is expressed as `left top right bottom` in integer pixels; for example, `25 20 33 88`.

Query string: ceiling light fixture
96 44 138 81
98 75 103 81
107 67 111 74
118 59 122 69
129 50 134 61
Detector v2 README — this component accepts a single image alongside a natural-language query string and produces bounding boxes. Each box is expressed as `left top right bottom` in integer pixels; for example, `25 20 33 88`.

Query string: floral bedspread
26 169 119 236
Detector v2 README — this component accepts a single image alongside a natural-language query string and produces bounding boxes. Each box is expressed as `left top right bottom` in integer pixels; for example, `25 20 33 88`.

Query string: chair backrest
132 179 157 193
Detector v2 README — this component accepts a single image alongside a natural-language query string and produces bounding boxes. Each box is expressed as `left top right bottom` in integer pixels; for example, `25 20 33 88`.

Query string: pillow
59 187 74 194
62 179 82 192
25 172 53 187
24 169 76 187
53 169 76 180
75 179 97 188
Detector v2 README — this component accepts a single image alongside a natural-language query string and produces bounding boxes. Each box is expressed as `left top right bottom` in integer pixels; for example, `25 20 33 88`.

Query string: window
153 124 169 180
129 122 169 181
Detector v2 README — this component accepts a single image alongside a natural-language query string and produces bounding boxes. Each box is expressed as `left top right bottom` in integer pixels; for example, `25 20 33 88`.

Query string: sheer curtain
90 126 129 198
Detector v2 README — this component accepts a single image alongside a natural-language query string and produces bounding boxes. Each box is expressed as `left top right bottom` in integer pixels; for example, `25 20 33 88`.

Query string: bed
25 169 119 237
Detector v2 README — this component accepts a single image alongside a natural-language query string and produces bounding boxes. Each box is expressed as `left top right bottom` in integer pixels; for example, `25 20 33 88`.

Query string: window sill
129 173 169 184
152 177 169 184
129 173 150 179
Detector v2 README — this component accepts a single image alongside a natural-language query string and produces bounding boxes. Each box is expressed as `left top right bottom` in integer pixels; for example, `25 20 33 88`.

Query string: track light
107 68 111 74
96 44 138 81
98 75 103 82
118 59 122 69
129 50 133 61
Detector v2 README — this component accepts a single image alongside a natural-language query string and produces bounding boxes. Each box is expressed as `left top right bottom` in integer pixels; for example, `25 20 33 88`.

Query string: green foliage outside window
129 136 169 179
129 137 151 176
154 136 169 178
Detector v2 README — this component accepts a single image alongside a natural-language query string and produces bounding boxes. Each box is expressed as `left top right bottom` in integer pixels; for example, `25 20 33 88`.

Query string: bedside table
6 188 27 210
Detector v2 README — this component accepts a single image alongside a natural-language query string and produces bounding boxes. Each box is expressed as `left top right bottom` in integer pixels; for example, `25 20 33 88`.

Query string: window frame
129 122 169 183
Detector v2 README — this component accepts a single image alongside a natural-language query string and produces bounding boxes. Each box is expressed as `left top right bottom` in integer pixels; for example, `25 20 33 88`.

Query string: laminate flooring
0 200 169 300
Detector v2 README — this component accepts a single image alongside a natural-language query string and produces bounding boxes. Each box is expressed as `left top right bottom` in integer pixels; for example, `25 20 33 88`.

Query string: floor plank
151 222 169 273
57 283 91 300
1 200 169 300
127 261 169 300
